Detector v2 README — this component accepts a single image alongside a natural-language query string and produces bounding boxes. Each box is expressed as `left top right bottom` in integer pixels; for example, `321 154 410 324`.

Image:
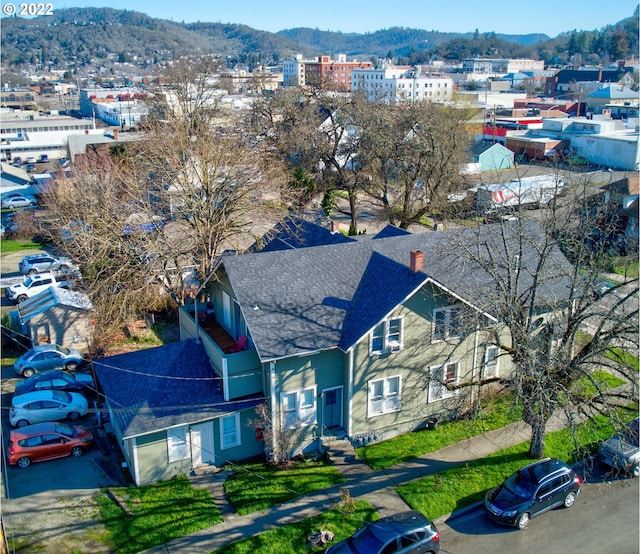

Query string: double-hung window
428 362 459 402
220 413 241 449
370 317 403 355
368 375 401 417
484 345 499 378
281 386 317 429
432 306 462 342
167 426 189 462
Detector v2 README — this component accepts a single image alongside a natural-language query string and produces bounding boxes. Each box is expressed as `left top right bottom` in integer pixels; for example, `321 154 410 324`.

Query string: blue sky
53 0 637 37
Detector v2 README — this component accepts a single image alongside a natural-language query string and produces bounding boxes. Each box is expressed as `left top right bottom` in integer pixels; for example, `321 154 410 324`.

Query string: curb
434 500 484 526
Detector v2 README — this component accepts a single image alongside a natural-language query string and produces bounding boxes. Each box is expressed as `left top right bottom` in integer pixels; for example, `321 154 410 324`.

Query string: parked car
12 156 22 165
5 272 69 304
15 369 94 396
9 389 89 427
38 154 49 163
7 422 93 468
25 156 37 164
19 253 73 275
25 164 36 172
326 511 440 553
598 417 640 477
484 458 581 529
1 194 36 209
13 344 84 378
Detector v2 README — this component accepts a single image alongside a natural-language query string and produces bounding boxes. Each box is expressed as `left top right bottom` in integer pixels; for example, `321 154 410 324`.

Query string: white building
351 67 454 104
91 100 147 128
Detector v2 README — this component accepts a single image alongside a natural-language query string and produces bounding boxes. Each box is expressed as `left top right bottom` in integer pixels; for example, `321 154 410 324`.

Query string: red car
7 422 93 468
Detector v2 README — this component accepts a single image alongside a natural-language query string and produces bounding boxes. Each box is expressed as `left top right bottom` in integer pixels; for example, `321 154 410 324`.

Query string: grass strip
213 500 377 554
397 405 638 520
572 369 626 397
224 458 345 515
357 392 522 471
605 347 640 372
96 475 222 554
0 239 44 253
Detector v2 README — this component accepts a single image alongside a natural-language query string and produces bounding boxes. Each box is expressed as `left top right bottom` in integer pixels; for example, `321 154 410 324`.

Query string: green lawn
573 369 627 397
96 475 222 554
397 405 638 520
224 457 346 515
213 500 378 554
0 239 44 253
605 347 640 372
357 392 522 470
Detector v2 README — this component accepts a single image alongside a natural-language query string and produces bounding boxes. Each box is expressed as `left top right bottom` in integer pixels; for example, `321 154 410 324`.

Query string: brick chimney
410 250 424 273
331 220 340 234
113 129 119 140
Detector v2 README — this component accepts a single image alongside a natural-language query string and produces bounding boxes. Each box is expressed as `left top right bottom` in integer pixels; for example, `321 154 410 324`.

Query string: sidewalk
144 415 569 553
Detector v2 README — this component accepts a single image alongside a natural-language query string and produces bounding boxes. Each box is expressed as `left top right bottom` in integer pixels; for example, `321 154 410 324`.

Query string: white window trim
369 316 404 355
484 345 499 378
428 362 459 402
167 426 189 463
368 375 402 417
432 306 462 343
219 412 241 450
280 386 317 429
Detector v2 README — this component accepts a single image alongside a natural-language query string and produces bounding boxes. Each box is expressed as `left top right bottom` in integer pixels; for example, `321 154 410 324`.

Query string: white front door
190 422 214 467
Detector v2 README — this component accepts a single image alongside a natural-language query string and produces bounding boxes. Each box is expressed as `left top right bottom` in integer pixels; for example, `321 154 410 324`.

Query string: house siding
27 306 93 352
132 411 264 486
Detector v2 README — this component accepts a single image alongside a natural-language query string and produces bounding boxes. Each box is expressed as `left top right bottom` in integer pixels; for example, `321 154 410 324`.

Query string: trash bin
426 417 438 430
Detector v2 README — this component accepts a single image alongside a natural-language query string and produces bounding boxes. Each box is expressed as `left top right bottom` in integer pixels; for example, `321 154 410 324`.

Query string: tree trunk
528 419 546 459
348 190 358 235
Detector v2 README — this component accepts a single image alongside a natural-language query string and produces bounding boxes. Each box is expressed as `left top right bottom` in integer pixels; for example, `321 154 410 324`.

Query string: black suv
484 458 581 529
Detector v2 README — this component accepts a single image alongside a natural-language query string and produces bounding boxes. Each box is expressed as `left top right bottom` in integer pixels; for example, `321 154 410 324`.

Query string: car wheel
59 264 69 271
632 464 640 478
65 361 79 371
27 269 38 275
22 367 35 378
70 446 83 457
563 491 577 508
16 295 27 303
67 411 80 421
516 512 530 530
17 457 31 468
16 419 29 428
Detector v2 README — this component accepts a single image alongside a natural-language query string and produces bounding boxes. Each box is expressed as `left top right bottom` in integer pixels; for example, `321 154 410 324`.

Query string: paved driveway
1 362 125 553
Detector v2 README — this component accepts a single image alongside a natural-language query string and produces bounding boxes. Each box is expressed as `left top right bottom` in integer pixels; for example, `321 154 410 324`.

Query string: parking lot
1 360 126 553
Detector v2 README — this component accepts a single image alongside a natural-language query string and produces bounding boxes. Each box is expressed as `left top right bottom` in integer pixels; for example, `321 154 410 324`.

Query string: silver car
14 344 84 378
19 254 73 275
598 418 640 477
9 390 89 427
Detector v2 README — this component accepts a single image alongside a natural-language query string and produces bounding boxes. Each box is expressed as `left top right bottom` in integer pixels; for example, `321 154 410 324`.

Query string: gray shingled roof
94 339 263 439
222 220 574 361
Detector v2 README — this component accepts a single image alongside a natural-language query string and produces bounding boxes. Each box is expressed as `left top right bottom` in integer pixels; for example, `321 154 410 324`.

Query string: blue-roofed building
94 339 264 485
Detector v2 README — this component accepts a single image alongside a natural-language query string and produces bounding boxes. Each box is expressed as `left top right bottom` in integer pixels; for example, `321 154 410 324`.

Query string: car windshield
503 471 535 498
55 345 71 355
55 423 76 437
23 277 33 287
350 525 385 551
21 349 35 360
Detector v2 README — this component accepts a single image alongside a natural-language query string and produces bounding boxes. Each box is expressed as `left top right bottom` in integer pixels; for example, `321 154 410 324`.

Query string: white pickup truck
5 272 70 304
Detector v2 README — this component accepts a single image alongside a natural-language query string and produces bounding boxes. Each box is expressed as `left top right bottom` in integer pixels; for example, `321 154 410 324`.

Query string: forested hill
1 6 637 69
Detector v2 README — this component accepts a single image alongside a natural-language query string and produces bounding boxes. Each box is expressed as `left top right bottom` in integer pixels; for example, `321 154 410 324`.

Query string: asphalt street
437 471 639 554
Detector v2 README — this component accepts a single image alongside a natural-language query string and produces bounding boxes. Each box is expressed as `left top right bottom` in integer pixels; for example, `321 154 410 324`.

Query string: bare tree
42 57 291 342
356 100 475 229
451 174 638 458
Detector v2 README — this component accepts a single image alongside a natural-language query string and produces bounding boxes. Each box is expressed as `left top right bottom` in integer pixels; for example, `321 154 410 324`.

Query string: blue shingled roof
223 220 574 362
251 216 355 252
94 339 263 438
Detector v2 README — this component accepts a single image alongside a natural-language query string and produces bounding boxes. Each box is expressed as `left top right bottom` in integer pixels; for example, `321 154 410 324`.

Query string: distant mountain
277 27 549 58
0 7 636 72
